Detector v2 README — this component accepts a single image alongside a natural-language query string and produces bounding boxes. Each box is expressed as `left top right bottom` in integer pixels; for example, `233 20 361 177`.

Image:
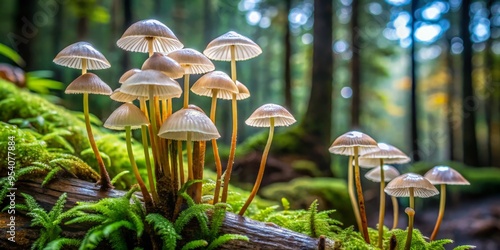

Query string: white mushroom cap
365 165 401 182
384 173 439 198
65 73 112 95
245 103 296 127
329 131 379 156
358 143 411 168
104 103 149 130
121 70 182 98
110 88 138 102
119 68 141 84
235 81 251 100
157 108 220 141
53 42 111 70
204 31 262 61
424 166 470 185
191 71 238 100
141 52 184 79
168 48 215 74
116 19 183 54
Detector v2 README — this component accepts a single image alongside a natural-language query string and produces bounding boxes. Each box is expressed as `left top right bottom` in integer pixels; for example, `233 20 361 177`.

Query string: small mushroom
365 165 401 230
54 42 113 190
235 81 251 100
157 108 220 203
359 142 410 248
238 104 296 216
191 71 239 203
204 31 262 203
168 48 215 108
110 88 139 103
385 173 439 250
116 19 183 56
104 103 153 208
119 68 141 84
424 166 470 240
329 131 378 243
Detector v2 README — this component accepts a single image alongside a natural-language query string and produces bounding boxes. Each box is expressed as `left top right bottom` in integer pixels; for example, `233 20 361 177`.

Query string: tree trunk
350 0 360 129
0 178 338 250
284 0 293 110
300 0 333 173
410 0 420 161
13 0 36 70
445 36 458 161
460 0 479 166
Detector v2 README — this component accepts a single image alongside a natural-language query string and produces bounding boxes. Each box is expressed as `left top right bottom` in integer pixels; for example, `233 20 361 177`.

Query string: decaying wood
0 178 338 249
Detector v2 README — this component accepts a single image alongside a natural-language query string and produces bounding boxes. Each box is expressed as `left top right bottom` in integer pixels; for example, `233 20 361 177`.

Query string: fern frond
80 225 105 250
453 245 476 250
126 209 145 237
111 171 130 185
48 193 67 222
146 213 180 250
41 166 62 186
251 205 279 221
43 238 81 250
181 240 208 250
209 203 229 241
65 213 107 225
174 204 211 236
27 208 51 227
428 238 453 249
108 230 128 250
206 234 249 250
308 200 319 238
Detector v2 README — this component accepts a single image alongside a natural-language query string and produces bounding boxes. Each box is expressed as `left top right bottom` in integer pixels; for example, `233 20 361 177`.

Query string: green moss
259 177 355 227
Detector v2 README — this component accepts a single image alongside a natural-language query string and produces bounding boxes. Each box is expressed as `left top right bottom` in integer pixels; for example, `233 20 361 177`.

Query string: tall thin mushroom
328 131 378 243
424 166 470 240
239 104 296 216
385 173 439 250
104 103 153 209
54 42 112 190
204 31 262 203
359 143 410 248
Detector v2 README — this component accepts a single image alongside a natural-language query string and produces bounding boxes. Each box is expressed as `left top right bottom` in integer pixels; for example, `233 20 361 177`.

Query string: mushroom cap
358 143 411 167
104 102 149 130
141 52 184 79
245 103 296 127
167 48 215 74
65 73 112 95
191 71 239 100
204 31 262 61
424 166 470 185
119 68 141 84
384 173 439 198
110 88 138 102
365 165 401 182
328 131 379 156
121 70 182 98
235 81 251 100
53 42 111 70
157 108 220 141
116 19 183 53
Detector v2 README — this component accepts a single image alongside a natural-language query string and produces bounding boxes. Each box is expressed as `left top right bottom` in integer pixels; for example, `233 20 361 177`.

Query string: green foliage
0 43 25 66
63 186 145 249
146 213 180 250
43 238 81 250
181 240 208 250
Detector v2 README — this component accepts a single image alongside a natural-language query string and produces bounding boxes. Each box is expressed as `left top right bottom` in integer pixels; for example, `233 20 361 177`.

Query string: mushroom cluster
329 131 470 249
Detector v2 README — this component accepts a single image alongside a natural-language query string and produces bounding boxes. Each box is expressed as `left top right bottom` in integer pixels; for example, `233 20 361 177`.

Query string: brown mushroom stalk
138 97 158 201
392 196 399 229
239 117 274 216
178 140 185 186
405 188 415 250
210 90 223 203
183 74 190 108
348 155 363 232
377 159 385 248
431 184 446 240
353 146 370 243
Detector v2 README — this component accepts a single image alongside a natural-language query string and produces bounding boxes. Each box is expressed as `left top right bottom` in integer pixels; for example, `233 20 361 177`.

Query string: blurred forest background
0 0 499 175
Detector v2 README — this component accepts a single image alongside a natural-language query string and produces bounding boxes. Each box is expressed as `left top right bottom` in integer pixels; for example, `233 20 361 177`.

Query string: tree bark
350 0 361 129
1 178 338 250
410 0 420 161
300 0 333 173
284 0 293 110
460 0 479 166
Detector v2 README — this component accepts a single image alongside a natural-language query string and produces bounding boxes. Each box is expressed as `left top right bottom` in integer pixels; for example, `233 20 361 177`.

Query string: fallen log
0 178 338 249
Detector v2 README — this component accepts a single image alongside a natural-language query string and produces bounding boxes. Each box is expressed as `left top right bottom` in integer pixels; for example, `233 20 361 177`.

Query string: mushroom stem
405 188 415 250
353 146 370 243
161 98 168 121
178 140 185 186
83 92 112 190
391 196 399 229
183 74 190 108
168 98 173 116
430 184 446 240
126 126 153 208
221 45 238 203
187 132 193 180
210 90 223 204
139 98 157 201
348 155 363 231
378 159 385 249
239 118 274 216
148 87 161 174
147 38 154 57
81 58 87 75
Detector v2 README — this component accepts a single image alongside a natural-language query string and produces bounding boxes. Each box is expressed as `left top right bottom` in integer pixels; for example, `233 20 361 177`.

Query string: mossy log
0 178 338 250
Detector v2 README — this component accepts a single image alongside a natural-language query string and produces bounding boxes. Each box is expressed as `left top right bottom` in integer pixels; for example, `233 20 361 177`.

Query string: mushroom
364 165 401 230
104 103 153 208
53 42 113 190
328 131 378 243
238 104 296 216
191 71 239 203
119 68 141 84
385 173 439 250
424 166 470 240
204 31 262 203
168 48 215 109
359 143 410 248
110 88 139 103
157 108 220 203
116 19 183 56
